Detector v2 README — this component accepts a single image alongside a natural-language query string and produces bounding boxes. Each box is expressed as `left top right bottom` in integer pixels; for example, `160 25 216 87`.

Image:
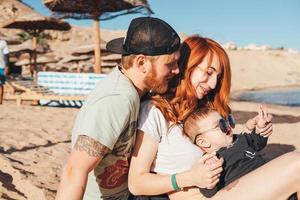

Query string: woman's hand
189 153 223 189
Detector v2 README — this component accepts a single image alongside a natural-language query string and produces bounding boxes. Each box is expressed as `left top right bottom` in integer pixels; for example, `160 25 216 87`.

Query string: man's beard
144 67 169 94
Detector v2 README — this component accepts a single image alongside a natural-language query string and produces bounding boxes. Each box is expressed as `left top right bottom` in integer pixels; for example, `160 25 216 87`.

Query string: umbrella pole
93 18 101 74
32 33 38 82
76 61 81 73
29 52 33 77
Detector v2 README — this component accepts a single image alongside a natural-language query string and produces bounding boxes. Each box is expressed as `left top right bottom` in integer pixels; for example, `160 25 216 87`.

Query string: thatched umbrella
9 40 47 55
101 54 121 62
9 40 48 76
15 54 58 75
15 55 58 66
44 0 153 73
1 13 71 81
0 32 21 45
71 43 109 56
58 55 92 72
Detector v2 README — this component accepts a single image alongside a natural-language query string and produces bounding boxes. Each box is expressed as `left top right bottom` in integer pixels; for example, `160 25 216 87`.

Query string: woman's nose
208 75 218 90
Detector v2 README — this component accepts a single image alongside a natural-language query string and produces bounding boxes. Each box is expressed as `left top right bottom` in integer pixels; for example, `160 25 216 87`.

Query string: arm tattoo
74 135 108 158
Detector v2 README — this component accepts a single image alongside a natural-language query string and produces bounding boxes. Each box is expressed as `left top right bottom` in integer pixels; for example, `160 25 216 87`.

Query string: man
56 17 181 200
0 39 9 105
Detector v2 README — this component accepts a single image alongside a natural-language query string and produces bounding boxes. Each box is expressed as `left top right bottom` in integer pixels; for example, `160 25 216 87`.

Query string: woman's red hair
152 35 231 124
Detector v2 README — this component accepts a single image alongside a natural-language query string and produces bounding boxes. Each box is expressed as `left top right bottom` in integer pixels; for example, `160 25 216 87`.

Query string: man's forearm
56 165 88 200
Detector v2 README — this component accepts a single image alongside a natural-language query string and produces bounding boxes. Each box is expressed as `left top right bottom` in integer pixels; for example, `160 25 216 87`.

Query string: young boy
183 106 272 198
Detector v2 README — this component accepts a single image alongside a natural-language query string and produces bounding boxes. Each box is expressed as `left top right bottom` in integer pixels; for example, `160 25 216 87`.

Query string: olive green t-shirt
72 67 140 200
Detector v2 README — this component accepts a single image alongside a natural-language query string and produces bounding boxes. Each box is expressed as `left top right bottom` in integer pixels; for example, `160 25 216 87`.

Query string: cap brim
106 37 128 55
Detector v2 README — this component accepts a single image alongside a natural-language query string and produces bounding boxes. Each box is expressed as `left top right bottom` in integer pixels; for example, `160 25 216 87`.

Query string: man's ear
195 135 211 149
135 54 147 73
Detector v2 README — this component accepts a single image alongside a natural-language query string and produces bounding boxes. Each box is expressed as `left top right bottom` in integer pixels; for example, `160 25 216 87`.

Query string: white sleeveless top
138 101 203 174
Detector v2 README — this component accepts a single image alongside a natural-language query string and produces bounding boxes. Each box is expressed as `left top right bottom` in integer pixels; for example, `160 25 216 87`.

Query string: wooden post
76 61 81 73
93 18 101 73
32 34 38 81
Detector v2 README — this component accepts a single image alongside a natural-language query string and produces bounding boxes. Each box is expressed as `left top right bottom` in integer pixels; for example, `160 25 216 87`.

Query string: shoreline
231 83 300 93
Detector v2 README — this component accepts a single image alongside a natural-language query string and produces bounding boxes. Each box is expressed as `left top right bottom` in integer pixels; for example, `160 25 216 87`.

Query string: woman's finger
207 157 223 170
206 178 220 189
209 166 223 178
198 152 216 164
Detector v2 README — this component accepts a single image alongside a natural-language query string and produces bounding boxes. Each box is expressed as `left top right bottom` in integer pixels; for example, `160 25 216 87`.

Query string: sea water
232 87 300 107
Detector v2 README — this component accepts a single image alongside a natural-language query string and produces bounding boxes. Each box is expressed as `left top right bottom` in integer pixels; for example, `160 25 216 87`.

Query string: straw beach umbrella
71 43 108 57
0 32 21 45
15 54 58 75
15 55 58 67
44 0 153 73
9 40 48 76
58 55 92 72
1 13 71 81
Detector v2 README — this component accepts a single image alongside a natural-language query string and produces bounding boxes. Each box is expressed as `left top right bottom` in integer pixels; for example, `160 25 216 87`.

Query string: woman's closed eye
207 67 221 79
207 66 218 74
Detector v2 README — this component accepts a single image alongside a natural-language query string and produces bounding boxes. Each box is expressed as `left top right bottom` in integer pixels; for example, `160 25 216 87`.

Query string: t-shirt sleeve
245 132 268 151
138 101 166 142
73 95 132 150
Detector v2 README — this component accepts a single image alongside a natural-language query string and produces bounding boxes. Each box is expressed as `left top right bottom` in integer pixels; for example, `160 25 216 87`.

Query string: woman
129 35 300 199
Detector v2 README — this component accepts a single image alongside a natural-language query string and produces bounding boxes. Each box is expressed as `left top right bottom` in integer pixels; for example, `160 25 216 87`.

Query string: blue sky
23 0 300 51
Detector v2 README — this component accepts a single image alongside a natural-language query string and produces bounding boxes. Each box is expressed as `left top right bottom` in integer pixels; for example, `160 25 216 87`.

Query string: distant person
0 39 9 105
55 16 185 200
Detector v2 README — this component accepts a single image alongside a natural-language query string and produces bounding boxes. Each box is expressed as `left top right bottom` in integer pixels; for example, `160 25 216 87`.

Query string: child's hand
256 105 273 137
244 117 256 133
244 105 273 137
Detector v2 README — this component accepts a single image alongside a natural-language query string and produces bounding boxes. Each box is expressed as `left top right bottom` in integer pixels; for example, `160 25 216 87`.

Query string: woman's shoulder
140 100 162 114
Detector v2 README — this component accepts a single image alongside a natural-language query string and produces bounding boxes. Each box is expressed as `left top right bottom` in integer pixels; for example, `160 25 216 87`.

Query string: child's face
194 111 234 152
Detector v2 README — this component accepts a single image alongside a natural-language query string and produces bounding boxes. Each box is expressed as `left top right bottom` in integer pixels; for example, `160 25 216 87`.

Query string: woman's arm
128 130 173 195
128 130 224 196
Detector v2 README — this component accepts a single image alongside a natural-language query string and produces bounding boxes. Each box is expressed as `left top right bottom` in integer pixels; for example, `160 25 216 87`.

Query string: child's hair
183 106 211 142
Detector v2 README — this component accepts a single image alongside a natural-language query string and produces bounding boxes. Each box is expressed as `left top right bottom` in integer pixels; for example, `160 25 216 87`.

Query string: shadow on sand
262 143 296 161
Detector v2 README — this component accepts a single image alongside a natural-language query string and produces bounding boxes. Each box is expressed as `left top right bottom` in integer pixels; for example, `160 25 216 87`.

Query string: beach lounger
6 72 106 106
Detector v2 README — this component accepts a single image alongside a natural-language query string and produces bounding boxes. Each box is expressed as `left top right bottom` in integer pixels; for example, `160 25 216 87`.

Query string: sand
0 103 76 199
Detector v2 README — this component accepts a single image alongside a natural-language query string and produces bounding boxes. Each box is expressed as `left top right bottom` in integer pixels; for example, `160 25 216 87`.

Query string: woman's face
190 54 221 100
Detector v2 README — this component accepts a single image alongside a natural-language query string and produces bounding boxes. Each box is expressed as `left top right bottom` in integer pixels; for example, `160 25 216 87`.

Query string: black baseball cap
106 17 181 56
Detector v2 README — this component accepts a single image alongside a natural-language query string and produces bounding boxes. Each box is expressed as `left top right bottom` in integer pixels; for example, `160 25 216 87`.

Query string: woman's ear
195 135 211 149
135 54 147 73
